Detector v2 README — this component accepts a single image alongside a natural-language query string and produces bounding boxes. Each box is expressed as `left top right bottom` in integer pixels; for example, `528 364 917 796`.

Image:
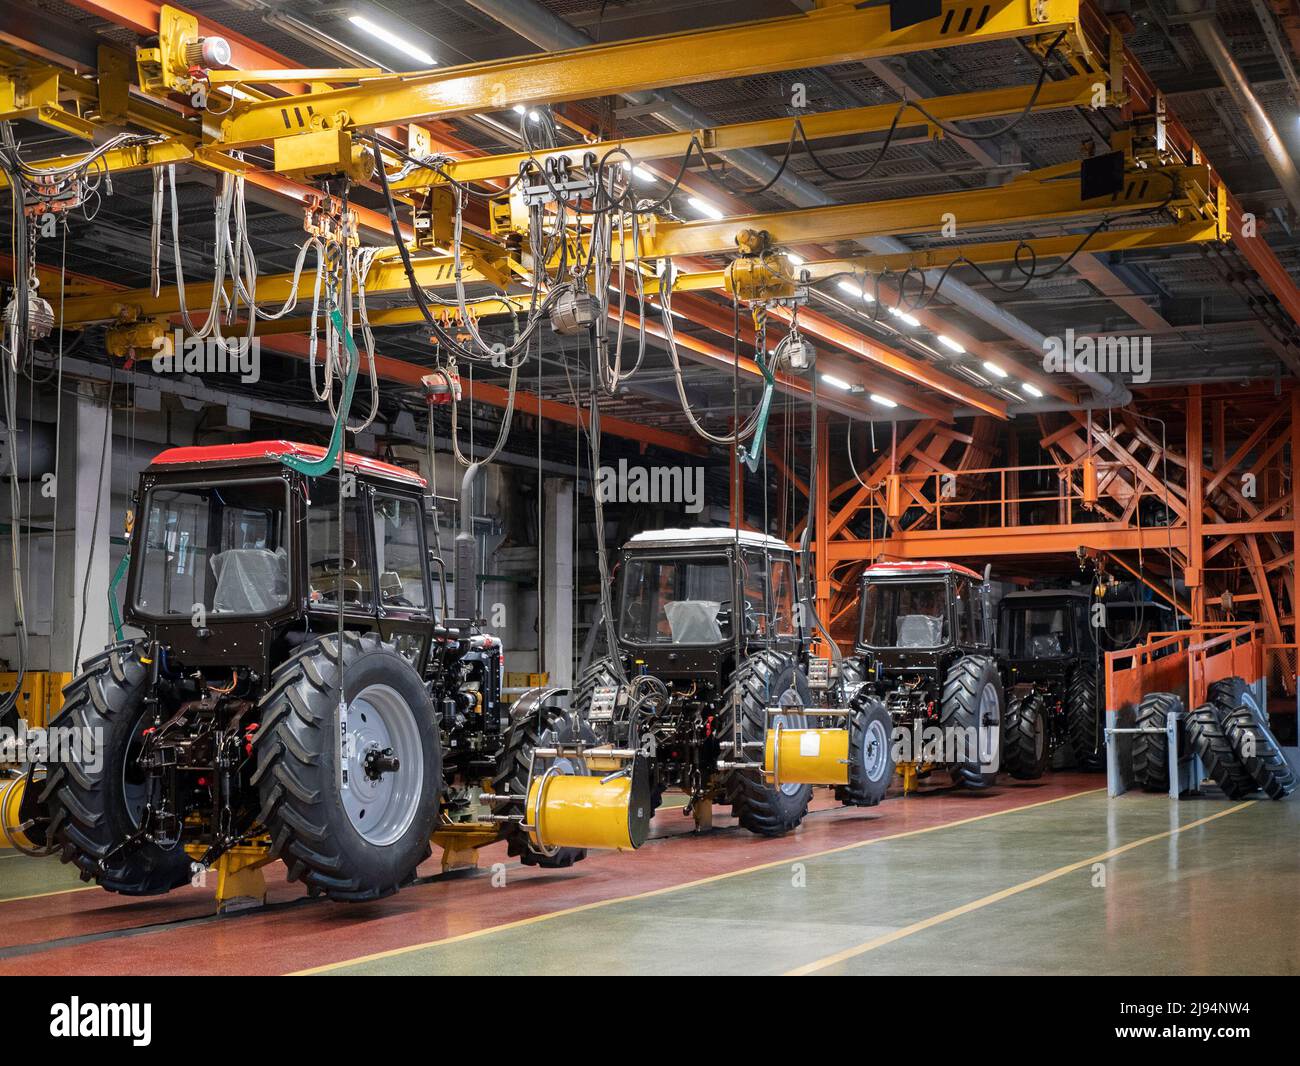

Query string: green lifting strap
275 306 361 478
737 350 776 474
108 551 130 642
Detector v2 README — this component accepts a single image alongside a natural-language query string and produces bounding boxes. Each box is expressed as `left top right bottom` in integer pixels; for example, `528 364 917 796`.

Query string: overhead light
687 196 724 220
786 253 805 266
835 280 874 303
347 15 437 66
512 104 527 115
936 334 964 354
982 360 1008 378
633 165 656 182
527 110 542 123
870 393 898 408
821 373 852 391
1022 382 1044 398
888 306 920 328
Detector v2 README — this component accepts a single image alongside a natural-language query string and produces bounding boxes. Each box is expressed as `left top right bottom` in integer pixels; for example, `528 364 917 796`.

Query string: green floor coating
0 851 91 901
320 793 1299 976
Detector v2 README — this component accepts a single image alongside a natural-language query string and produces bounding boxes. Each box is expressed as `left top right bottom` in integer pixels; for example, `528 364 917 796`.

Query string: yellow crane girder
209 0 1090 150
391 75 1103 191
608 163 1215 261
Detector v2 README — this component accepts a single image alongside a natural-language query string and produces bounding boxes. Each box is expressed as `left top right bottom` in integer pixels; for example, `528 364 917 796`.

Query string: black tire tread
253 632 438 902
716 650 812 835
1185 702 1256 799
1065 667 1105 771
939 654 1002 789
1131 691 1179 792
1220 705 1295 800
41 641 193 896
1002 689 1048 781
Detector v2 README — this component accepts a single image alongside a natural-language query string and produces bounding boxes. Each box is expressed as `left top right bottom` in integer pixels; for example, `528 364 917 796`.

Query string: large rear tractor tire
253 633 441 902
1184 702 1255 799
1220 704 1296 800
1065 668 1105 771
41 641 194 896
836 694 894 807
1002 689 1049 781
493 697 597 868
718 650 813 835
940 655 1003 789
1131 691 1180 792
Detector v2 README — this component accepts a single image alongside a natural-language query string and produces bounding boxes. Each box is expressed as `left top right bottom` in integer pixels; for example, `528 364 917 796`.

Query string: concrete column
51 382 113 672
541 476 574 692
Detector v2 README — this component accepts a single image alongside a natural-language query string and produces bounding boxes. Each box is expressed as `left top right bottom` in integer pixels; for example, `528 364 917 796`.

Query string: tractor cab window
306 477 374 608
771 558 797 637
740 550 772 638
619 555 734 645
374 493 428 613
955 578 975 644
136 480 289 617
1005 605 1072 659
860 580 948 649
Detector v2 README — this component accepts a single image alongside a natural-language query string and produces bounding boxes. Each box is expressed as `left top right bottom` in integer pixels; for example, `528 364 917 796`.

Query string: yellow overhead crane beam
390 75 1103 191
54 252 509 327
605 162 1217 261
209 0 1092 150
665 219 1225 293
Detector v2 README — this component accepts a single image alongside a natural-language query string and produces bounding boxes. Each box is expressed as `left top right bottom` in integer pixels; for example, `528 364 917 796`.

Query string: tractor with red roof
7 441 627 902
845 560 1008 792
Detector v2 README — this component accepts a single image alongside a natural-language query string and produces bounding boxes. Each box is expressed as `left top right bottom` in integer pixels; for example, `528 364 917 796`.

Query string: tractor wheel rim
343 684 424 846
978 682 1000 769
774 686 806 796
862 717 889 782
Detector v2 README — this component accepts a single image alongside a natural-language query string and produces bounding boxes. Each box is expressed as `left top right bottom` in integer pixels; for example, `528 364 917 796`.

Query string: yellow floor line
291 786 1105 975
785 800 1256 976
0 884 99 904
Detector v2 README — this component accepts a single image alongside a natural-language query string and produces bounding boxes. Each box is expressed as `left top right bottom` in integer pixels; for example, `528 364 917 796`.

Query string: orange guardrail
1104 623 1263 715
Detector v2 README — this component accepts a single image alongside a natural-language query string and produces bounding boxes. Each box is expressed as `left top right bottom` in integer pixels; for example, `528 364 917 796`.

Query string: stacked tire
1131 679 1294 800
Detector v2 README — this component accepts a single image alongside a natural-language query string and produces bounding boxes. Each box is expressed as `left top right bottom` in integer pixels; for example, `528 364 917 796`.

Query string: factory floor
2 773 1296 975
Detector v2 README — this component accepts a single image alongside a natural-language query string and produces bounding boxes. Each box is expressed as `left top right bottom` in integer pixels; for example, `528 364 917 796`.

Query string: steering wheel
310 556 363 604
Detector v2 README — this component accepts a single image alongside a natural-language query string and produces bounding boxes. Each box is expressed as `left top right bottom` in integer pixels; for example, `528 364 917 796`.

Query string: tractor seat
1028 633 1063 658
211 547 289 614
897 614 942 647
664 600 723 644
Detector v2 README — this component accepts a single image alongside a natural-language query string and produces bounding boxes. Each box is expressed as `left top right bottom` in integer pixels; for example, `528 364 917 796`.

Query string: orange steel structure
800 384 1297 699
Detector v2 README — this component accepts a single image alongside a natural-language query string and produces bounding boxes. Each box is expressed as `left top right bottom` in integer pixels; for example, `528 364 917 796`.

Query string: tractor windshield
135 480 290 618
860 579 948 649
619 555 734 645
1003 604 1073 659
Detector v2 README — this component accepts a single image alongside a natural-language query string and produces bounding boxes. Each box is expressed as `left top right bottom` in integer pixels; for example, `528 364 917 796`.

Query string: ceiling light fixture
870 393 898 408
936 334 964 354
982 360 1008 378
820 373 852 391
347 15 436 66
687 196 724 220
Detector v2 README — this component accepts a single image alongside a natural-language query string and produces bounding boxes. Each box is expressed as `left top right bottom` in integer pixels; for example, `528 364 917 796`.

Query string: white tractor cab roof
624 528 793 552
862 560 983 581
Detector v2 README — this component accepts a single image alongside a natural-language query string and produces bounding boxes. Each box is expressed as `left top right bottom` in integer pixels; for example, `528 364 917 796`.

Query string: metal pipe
1180 0 1300 217
463 0 1130 405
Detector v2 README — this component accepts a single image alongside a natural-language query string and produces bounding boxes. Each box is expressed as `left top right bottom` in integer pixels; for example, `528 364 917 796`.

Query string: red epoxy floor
0 775 1101 975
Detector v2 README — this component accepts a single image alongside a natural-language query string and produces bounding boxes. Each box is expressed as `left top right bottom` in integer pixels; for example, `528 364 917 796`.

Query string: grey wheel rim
862 716 889 782
773 686 807 797
343 684 425 846
977 682 1000 770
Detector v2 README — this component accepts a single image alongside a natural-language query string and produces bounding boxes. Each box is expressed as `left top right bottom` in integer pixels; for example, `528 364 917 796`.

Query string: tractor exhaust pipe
454 462 480 622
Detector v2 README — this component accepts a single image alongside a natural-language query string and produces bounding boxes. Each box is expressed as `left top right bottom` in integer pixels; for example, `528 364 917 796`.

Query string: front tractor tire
41 641 194 896
1065 668 1105 771
836 694 894 807
1002 689 1049 781
718 650 813 835
492 697 597 868
253 633 441 902
940 655 1003 789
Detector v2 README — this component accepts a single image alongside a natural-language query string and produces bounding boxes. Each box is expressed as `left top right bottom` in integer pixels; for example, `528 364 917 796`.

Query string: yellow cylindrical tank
526 760 652 852
764 727 850 786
